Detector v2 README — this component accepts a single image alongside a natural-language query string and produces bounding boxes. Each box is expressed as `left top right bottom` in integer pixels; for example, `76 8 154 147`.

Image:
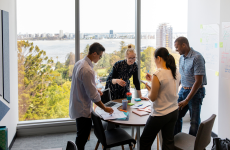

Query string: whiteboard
200 24 219 71
220 22 230 79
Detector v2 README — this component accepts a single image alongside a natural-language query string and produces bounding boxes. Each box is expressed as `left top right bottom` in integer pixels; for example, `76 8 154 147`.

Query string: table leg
131 126 134 138
136 126 140 150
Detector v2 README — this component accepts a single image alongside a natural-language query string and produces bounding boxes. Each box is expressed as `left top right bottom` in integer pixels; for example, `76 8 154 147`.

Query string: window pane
140 0 187 92
80 0 136 95
17 0 74 121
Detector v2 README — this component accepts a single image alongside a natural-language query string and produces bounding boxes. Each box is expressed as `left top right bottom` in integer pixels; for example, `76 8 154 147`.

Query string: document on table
96 108 127 120
131 101 151 109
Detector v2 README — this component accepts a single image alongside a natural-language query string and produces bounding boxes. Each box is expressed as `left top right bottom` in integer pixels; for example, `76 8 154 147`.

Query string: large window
17 0 187 122
80 0 135 92
140 0 187 91
17 0 74 121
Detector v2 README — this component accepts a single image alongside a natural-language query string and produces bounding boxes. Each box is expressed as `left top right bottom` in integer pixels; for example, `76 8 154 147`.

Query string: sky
17 0 188 34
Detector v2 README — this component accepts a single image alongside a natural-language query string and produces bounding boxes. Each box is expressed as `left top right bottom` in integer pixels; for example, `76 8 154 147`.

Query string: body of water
28 39 156 63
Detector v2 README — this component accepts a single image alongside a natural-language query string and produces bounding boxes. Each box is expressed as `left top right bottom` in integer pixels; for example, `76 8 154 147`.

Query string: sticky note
200 38 202 43
220 42 223 48
215 71 219 76
215 43 218 48
134 98 141 101
128 103 135 106
200 24 203 29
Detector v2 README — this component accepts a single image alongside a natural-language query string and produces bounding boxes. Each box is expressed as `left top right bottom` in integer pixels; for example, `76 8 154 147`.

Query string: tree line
18 40 179 121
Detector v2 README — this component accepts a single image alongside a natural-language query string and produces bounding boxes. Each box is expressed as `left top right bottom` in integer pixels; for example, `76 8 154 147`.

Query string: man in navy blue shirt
174 37 207 136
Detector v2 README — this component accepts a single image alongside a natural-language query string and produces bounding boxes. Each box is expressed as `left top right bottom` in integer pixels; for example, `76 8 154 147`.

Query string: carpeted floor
11 119 213 150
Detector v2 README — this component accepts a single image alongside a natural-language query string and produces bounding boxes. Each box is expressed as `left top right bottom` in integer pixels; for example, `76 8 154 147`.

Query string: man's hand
104 107 114 114
97 89 103 96
146 73 152 82
116 79 126 87
140 96 149 100
178 99 189 110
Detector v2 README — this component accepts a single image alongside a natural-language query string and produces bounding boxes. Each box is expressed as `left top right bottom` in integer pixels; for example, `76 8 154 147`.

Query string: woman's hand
145 83 151 91
146 73 152 82
116 79 126 87
140 96 149 100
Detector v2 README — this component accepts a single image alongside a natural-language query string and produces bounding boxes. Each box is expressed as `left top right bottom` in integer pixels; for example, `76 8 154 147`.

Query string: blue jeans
174 87 205 136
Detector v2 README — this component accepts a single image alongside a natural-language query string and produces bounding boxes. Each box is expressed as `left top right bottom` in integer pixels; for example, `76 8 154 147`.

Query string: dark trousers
140 109 178 150
174 87 205 136
75 117 92 150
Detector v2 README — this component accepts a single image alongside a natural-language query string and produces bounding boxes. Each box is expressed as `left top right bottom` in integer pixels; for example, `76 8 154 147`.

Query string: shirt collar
84 56 94 68
184 47 194 58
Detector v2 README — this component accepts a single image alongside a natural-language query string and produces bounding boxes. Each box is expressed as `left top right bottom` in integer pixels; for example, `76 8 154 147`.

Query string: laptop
101 88 122 108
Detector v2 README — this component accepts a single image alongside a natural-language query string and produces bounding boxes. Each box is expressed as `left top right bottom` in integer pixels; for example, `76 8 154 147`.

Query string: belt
183 85 203 90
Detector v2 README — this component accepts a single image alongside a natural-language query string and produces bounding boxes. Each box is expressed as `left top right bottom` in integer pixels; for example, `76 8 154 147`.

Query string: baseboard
211 131 218 138
9 132 17 150
17 119 77 137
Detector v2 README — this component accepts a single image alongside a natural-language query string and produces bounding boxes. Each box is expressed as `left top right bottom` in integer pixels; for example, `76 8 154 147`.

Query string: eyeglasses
128 57 137 60
99 54 102 59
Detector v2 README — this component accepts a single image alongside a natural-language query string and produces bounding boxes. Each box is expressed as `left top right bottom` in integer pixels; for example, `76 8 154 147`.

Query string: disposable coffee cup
122 99 128 110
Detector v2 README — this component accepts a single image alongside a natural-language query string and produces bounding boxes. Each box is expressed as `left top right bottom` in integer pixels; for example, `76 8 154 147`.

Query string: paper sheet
140 80 151 88
131 101 151 109
96 108 127 120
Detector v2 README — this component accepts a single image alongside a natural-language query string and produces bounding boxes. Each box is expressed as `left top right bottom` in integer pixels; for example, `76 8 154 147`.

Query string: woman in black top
105 44 148 100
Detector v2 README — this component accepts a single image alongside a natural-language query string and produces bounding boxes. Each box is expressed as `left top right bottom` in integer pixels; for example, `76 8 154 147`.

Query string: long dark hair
154 47 177 79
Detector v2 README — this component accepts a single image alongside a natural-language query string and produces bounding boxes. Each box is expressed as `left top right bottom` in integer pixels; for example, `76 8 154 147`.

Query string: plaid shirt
179 47 207 87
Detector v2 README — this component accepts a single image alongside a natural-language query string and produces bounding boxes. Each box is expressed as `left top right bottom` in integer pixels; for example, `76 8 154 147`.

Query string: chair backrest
101 88 112 104
66 141 77 150
194 114 216 150
91 111 107 146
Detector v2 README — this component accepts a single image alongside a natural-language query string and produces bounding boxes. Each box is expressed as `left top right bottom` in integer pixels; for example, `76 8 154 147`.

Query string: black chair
91 111 136 150
66 141 77 150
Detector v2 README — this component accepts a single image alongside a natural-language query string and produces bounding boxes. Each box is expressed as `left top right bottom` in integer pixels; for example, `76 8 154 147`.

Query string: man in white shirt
69 42 113 150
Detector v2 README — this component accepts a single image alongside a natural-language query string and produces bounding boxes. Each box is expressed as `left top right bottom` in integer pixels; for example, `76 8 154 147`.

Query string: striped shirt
179 47 207 87
69 57 101 119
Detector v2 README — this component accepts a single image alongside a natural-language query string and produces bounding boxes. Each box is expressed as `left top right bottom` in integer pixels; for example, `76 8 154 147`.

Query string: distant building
156 23 173 49
59 30 63 38
35 33 40 38
41 33 46 38
109 30 113 38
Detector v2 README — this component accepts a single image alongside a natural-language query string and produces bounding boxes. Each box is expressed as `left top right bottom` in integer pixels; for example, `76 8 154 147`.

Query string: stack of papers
131 101 151 109
96 108 127 120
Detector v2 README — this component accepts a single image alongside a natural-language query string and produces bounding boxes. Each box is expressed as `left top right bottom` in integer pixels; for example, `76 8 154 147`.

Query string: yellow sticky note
200 38 202 43
220 42 223 48
200 25 203 29
215 71 219 76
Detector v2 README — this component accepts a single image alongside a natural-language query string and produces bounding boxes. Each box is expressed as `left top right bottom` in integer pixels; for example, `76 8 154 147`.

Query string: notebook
140 80 151 88
132 109 149 116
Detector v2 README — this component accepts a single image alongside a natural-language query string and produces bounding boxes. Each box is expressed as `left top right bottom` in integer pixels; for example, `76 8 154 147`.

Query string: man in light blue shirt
69 42 113 150
174 37 206 136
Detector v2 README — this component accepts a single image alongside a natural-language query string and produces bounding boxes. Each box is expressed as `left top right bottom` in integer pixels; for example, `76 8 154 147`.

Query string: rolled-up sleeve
194 55 206 75
82 70 101 103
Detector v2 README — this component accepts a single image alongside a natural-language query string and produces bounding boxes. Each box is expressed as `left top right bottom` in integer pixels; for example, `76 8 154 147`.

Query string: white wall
188 0 230 138
218 0 230 139
0 0 18 146
187 0 220 134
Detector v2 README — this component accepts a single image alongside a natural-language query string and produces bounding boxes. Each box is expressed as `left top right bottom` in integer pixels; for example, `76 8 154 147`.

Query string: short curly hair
174 36 190 47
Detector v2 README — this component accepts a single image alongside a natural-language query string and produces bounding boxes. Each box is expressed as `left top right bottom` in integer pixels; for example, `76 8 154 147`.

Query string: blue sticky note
135 98 141 101
215 43 218 48
0 100 10 121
